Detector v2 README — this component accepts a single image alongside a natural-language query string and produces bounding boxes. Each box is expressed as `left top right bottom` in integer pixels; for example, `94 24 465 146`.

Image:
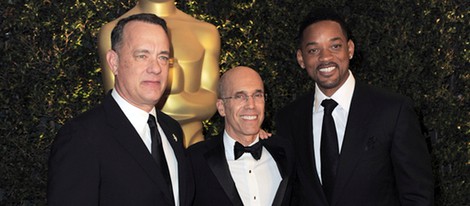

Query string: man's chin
317 80 340 89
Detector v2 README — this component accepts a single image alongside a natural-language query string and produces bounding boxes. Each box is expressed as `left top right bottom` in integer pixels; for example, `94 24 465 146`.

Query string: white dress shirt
223 131 282 206
312 70 355 183
111 89 180 206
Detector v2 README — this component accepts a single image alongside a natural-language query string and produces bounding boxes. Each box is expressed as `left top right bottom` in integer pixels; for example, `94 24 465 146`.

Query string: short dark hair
296 8 351 48
111 13 169 51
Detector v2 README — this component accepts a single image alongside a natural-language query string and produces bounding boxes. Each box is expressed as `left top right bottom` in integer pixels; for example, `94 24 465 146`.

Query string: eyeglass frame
220 91 267 103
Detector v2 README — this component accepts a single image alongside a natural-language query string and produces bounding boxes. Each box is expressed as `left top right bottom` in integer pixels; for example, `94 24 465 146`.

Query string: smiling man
187 66 295 206
275 8 434 206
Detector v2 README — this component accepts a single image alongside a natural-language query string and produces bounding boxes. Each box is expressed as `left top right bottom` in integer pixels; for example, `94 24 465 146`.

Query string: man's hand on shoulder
259 129 272 139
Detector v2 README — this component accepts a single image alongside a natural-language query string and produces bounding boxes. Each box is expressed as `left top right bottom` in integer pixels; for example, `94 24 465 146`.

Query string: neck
138 0 177 17
114 86 155 113
229 133 258 146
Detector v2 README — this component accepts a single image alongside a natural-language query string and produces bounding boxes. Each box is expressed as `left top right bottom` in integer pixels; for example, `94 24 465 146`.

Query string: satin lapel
297 92 330 205
157 111 188 205
204 136 244 206
332 83 371 205
262 138 292 206
300 93 324 190
103 95 174 203
157 111 185 161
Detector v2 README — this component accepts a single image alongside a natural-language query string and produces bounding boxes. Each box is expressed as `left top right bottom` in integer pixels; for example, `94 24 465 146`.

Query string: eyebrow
329 37 343 42
233 89 264 95
159 50 170 55
133 49 170 55
134 49 150 54
304 36 344 47
305 42 318 48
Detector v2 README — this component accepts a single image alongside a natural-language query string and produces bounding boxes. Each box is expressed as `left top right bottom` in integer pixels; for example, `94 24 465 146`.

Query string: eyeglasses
221 92 266 103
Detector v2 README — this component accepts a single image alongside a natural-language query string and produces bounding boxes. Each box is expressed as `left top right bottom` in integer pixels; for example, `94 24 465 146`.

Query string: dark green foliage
0 0 468 205
1 0 135 204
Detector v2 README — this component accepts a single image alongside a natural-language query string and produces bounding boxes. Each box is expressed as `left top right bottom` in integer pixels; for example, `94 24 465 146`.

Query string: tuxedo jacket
187 134 295 206
47 92 194 206
275 82 433 206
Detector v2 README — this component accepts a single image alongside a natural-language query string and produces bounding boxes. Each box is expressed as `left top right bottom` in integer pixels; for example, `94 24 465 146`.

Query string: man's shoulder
63 101 107 128
355 82 411 104
53 101 110 147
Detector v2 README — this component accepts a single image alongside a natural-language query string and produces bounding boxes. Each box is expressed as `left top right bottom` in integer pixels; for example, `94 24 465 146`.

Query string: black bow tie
234 141 263 160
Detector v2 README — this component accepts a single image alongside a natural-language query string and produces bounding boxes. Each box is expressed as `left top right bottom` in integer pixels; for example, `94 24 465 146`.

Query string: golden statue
98 0 220 147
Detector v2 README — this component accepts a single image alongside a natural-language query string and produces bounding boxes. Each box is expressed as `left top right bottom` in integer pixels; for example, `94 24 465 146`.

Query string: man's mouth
241 115 257 120
319 66 336 72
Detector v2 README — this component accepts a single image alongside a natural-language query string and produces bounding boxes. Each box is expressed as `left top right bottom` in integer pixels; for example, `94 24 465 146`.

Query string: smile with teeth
241 115 257 120
319 66 336 72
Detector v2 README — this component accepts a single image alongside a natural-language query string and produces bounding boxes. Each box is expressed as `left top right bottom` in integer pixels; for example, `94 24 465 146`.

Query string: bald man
187 66 295 206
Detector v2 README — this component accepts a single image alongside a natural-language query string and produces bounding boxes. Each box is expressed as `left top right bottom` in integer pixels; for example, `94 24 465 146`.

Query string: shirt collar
111 89 157 127
223 130 260 161
314 70 355 113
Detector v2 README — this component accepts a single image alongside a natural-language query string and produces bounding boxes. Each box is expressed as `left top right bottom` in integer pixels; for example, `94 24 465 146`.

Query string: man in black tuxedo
47 13 193 206
188 66 295 206
275 8 434 206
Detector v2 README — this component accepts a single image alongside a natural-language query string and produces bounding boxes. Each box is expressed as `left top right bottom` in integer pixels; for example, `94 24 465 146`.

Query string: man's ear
216 99 226 117
296 49 305 69
348 40 355 59
106 50 119 75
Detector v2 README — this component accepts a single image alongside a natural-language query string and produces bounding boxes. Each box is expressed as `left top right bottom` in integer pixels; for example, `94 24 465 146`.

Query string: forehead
225 70 264 93
302 20 346 41
122 21 169 43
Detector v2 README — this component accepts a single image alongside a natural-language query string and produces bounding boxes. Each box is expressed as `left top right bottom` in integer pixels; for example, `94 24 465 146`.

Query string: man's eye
308 48 319 54
254 93 264 98
332 44 342 49
159 56 169 61
136 55 147 59
234 94 246 100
